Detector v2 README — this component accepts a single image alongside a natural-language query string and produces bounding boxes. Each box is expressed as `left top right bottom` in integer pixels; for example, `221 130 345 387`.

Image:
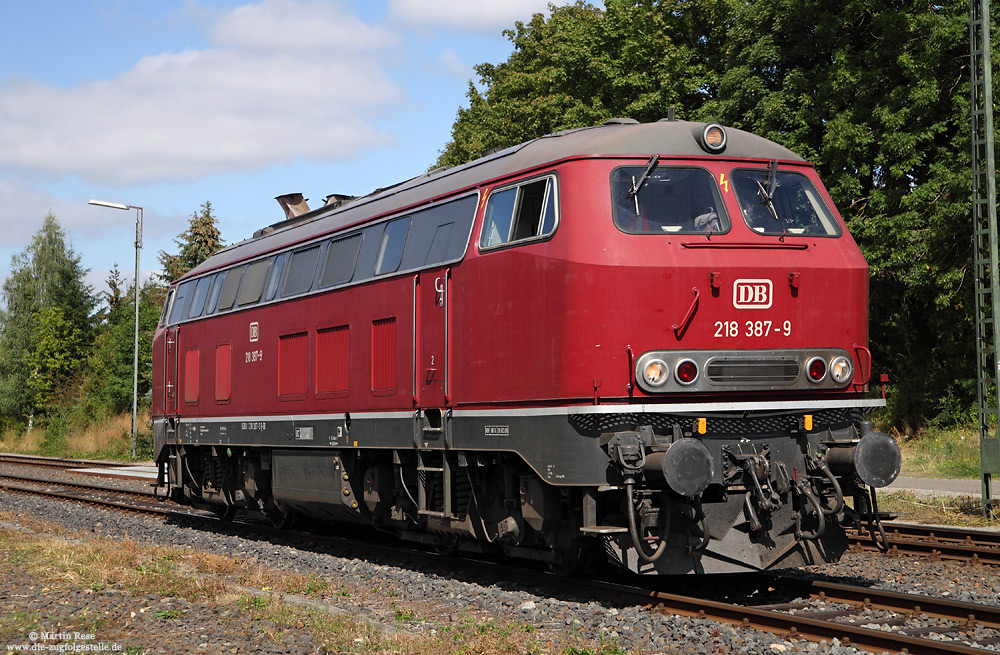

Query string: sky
0 0 561 304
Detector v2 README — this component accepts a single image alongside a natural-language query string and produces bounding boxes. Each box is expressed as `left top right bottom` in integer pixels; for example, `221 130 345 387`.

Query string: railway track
0 471 188 519
0 453 136 469
2 469 998 654
849 521 1000 566
587 573 1000 655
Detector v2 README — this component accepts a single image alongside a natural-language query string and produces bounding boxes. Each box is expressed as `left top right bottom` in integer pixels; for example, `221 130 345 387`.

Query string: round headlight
698 123 727 153
830 356 853 384
643 359 669 387
674 359 699 385
806 357 827 383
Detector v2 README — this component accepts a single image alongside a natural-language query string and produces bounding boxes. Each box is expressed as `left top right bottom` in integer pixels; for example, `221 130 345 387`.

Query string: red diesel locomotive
152 118 900 574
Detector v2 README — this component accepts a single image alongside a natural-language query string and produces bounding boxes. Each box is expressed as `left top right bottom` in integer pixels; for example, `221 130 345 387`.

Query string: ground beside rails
1 465 998 654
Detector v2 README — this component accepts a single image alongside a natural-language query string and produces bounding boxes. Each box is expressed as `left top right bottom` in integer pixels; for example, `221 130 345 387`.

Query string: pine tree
157 202 224 283
105 264 126 316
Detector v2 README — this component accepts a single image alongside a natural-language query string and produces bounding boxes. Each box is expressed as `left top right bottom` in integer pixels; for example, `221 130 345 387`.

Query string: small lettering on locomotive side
733 279 773 309
485 425 509 437
249 321 260 343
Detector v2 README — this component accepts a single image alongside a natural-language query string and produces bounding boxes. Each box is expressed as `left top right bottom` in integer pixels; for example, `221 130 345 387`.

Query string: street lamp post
89 199 143 459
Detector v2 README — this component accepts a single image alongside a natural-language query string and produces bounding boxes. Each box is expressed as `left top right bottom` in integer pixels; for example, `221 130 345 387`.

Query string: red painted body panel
152 156 868 420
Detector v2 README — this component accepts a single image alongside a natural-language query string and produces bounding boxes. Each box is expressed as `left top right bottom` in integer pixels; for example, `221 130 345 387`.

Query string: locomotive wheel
433 534 458 556
548 546 585 576
213 504 237 522
268 508 295 530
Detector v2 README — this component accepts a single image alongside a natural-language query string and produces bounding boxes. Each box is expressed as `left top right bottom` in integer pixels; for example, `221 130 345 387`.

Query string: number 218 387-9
714 320 792 338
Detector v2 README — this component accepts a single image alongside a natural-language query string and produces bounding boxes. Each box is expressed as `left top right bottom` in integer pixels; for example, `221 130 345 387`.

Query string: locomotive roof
182 120 805 280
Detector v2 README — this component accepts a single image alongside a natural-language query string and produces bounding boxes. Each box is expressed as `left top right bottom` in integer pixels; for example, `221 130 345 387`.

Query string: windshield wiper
756 160 780 222
628 154 659 216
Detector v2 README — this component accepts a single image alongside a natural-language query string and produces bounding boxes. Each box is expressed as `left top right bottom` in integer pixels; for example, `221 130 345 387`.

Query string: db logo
249 321 260 342
733 279 772 309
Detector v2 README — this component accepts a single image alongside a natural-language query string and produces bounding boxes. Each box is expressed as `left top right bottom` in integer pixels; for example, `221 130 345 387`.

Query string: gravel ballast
0 484 997 654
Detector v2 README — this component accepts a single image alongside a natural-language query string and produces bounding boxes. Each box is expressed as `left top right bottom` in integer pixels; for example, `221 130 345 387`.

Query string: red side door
163 325 179 416
414 267 449 409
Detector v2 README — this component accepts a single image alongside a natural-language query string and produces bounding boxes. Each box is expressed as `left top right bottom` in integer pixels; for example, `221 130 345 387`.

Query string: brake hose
625 480 668 563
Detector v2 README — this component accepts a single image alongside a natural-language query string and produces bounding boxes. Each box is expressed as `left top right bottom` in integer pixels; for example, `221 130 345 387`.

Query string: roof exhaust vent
275 193 310 220
324 193 356 209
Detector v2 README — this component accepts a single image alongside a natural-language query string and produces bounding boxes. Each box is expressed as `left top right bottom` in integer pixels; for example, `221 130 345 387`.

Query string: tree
80 279 161 417
700 1 972 426
24 306 86 414
104 263 127 316
436 0 725 168
438 0 976 426
0 214 96 423
157 201 224 283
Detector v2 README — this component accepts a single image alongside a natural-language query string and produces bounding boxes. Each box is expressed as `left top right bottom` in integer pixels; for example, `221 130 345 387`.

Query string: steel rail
767 575 1000 629
582 577 998 655
0 453 136 469
0 471 157 498
848 521 1000 566
0 477 185 517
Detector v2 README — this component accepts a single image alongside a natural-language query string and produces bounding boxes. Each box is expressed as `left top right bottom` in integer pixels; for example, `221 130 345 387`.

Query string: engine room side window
206 271 225 314
375 217 410 275
732 169 842 237
159 289 175 326
187 275 214 319
480 175 557 250
425 223 453 265
263 254 284 302
217 266 244 311
612 166 729 235
320 233 362 288
282 244 322 297
238 259 271 306
169 280 194 324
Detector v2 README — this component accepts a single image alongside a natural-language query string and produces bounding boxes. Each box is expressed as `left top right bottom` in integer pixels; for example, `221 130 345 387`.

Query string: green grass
876 490 994 526
0 609 40 638
895 424 981 479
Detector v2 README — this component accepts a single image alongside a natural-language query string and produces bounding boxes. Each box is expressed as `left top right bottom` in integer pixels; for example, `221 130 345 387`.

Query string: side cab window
480 175 557 250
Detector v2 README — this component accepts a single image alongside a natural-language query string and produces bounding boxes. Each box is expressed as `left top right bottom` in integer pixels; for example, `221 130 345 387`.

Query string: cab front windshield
612 166 729 235
732 169 841 236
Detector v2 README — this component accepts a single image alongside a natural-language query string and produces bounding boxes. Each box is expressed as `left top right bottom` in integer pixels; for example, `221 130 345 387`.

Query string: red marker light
807 357 827 382
675 359 699 385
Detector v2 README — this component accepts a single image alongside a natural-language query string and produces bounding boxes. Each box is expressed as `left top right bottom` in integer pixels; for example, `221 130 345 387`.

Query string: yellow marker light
804 414 813 431
697 417 707 435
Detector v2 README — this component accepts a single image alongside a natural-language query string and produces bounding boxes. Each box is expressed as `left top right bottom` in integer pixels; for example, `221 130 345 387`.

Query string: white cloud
388 0 552 31
212 0 398 53
0 180 105 249
0 0 401 186
438 48 472 78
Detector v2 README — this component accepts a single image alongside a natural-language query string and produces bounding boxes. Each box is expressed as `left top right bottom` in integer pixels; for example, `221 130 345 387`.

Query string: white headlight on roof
698 123 727 153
